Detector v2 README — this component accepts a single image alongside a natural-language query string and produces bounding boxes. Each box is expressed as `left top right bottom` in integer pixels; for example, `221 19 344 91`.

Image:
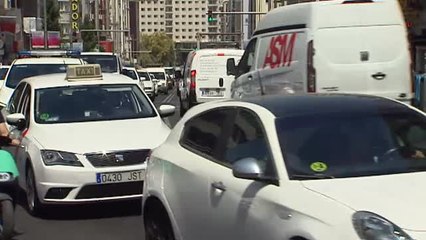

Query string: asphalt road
14 88 181 240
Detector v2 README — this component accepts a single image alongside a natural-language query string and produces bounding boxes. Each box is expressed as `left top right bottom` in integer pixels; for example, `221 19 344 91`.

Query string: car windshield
125 69 138 80
35 84 157 124
6 64 71 88
0 67 9 80
276 108 426 179
81 55 118 73
137 72 150 81
149 72 166 80
165 68 174 76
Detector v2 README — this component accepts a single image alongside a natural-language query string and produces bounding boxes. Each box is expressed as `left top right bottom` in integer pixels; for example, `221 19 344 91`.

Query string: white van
179 48 244 116
227 0 413 104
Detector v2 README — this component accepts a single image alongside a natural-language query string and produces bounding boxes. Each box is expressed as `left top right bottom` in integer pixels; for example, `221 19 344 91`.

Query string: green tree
81 18 97 51
46 0 60 31
139 32 175 67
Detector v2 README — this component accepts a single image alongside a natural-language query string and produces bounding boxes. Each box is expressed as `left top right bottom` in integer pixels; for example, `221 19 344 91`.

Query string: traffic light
207 10 214 22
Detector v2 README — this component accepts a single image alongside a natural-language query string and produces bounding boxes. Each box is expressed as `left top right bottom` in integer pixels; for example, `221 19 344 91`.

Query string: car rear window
6 64 72 88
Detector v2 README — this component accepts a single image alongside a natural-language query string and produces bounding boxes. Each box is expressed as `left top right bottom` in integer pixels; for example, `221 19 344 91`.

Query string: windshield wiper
291 174 335 180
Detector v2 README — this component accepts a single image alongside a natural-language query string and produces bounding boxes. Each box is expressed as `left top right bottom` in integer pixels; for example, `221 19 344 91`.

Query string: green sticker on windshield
310 162 328 172
40 113 50 120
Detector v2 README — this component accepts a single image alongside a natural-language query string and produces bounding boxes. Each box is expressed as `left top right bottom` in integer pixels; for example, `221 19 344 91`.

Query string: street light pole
43 0 48 49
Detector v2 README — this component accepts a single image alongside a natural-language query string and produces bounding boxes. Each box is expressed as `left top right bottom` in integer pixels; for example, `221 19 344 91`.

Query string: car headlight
0 172 12 182
353 211 413 240
41 150 83 167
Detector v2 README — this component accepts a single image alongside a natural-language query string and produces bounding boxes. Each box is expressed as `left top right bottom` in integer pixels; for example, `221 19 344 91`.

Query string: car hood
31 118 171 154
302 173 426 231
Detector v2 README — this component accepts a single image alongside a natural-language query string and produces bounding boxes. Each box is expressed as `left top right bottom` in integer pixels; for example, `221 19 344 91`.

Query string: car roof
123 67 137 71
255 0 401 35
193 48 244 55
80 52 116 56
145 68 166 72
236 94 410 118
12 57 83 65
22 73 137 90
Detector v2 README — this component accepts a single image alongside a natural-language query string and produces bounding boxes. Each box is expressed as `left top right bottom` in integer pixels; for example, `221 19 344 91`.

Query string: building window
182 8 186 10
166 20 173 26
161 22 164 25
182 36 186 39
195 8 199 11
182 29 186 32
175 29 180 32
160 15 164 18
175 1 179 3
154 8 158 11
166 6 173 11
148 29 152 32
188 22 193 25
141 8 145 11
148 22 152 25
195 22 199 25
154 15 158 17
188 15 193 18
189 29 192 32
147 8 151 11
202 29 206 32
182 15 186 18
174 14 179 18
175 22 179 25
160 8 164 11
189 36 193 39
141 22 146 25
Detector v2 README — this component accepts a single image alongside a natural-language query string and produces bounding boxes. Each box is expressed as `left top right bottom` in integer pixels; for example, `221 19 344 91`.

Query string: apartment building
139 0 221 43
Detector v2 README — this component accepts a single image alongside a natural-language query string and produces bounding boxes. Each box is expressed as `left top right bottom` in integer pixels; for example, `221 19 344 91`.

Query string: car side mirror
232 157 264 180
158 104 176 118
227 58 237 76
6 113 26 131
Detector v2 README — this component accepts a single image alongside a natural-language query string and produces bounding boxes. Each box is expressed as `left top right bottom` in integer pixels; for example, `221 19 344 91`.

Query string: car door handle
211 181 226 192
372 72 386 80
219 78 224 87
247 75 253 81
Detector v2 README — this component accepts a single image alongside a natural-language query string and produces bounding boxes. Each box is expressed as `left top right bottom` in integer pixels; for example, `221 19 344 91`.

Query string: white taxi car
0 51 84 108
5 64 175 216
142 94 426 240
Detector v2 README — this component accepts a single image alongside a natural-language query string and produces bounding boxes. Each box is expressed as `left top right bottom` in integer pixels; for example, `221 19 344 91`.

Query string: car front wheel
144 212 174 240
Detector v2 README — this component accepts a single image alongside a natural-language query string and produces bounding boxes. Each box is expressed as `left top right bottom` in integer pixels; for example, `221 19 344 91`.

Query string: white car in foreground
142 93 426 240
5 64 175 216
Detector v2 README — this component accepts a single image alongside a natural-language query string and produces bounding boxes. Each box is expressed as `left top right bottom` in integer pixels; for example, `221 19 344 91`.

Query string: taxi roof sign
66 64 103 81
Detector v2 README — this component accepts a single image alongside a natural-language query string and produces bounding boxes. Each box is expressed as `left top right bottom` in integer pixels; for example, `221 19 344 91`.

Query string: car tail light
190 70 196 89
217 53 225 56
307 40 316 93
22 129 29 138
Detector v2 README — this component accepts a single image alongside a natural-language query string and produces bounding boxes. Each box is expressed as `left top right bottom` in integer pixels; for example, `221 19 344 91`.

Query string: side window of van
237 39 257 78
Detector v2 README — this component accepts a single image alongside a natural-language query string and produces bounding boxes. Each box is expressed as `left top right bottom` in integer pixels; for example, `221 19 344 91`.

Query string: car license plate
202 89 224 97
96 170 144 184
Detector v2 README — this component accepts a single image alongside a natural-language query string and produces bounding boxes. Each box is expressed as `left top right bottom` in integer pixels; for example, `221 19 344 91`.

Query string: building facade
139 0 221 42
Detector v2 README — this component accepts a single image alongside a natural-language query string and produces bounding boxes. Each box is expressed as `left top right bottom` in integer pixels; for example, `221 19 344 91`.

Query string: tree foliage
140 32 175 67
46 0 60 31
81 18 97 51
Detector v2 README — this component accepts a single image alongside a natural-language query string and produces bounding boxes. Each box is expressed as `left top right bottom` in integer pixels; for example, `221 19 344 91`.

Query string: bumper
144 89 154 96
36 164 145 204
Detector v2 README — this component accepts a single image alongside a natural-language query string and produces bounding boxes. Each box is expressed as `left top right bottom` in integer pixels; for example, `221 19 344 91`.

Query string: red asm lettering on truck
263 33 297 69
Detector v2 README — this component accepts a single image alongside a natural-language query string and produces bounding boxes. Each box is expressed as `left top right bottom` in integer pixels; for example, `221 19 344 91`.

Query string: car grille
85 150 150 167
76 181 143 199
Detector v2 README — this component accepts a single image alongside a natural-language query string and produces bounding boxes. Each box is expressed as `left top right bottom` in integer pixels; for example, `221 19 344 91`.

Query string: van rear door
315 25 411 102
195 52 243 102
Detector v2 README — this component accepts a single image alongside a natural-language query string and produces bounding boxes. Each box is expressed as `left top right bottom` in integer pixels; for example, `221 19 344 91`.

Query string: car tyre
0 200 14 240
179 100 186 117
26 166 44 216
144 211 174 240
